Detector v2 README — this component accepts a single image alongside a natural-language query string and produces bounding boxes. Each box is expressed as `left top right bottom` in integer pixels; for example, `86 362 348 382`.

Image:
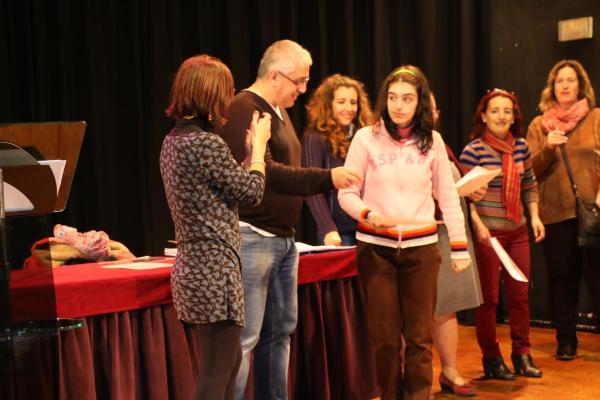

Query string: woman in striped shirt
460 89 545 381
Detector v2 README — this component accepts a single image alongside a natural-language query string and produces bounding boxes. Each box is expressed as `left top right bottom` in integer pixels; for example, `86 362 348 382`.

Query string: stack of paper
164 248 177 257
295 242 356 254
455 166 501 196
489 237 528 282
101 261 172 270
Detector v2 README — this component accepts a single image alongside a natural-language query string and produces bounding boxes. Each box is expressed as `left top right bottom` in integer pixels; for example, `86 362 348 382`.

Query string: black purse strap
558 144 581 199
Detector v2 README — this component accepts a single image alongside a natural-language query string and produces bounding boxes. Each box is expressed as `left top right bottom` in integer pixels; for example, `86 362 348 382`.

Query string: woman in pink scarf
526 60 600 361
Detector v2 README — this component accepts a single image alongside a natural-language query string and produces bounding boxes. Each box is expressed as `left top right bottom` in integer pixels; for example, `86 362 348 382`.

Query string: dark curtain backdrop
0 0 485 259
1 1 599 321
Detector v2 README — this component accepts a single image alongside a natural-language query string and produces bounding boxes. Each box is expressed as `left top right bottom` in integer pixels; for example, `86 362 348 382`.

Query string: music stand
0 122 85 398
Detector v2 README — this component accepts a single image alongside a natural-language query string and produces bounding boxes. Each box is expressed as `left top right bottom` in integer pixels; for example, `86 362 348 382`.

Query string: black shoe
482 356 516 380
511 354 542 378
556 343 577 361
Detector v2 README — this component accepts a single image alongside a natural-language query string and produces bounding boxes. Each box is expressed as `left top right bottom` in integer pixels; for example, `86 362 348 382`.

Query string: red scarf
482 130 521 223
445 144 466 176
541 98 589 133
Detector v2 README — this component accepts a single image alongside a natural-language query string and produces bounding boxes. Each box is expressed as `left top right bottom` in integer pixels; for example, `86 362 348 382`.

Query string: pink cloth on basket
53 224 111 259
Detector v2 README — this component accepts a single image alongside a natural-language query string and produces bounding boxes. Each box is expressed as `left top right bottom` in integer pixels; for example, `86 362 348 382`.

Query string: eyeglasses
277 71 310 87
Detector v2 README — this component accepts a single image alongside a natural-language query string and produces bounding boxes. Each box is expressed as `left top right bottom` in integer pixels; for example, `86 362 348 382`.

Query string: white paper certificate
101 261 172 270
455 166 501 197
295 242 356 254
489 237 528 282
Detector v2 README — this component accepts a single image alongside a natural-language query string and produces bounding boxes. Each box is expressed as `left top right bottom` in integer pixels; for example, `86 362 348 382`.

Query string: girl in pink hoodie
339 65 471 400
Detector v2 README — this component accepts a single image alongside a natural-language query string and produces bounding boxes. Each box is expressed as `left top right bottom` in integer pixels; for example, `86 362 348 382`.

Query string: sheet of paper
101 261 173 270
39 160 66 194
455 166 501 197
4 182 34 212
164 248 177 257
1 159 66 211
295 242 356 254
489 237 528 282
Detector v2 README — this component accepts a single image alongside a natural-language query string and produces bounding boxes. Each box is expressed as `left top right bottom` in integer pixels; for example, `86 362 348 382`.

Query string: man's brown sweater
218 90 333 237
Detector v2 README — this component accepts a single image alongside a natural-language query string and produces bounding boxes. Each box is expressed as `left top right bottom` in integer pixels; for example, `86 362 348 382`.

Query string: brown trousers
357 241 440 400
185 320 242 400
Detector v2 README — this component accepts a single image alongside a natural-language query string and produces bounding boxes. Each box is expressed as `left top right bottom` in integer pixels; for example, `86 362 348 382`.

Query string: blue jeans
235 227 299 400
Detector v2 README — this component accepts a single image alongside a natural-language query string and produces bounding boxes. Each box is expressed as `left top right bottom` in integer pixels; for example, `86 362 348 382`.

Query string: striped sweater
338 122 469 259
460 137 539 231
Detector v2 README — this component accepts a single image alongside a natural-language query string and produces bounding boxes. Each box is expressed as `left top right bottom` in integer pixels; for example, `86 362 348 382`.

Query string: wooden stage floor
431 324 600 399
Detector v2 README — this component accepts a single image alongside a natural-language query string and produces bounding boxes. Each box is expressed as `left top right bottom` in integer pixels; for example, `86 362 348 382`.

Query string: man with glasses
276 70 310 87
218 39 360 400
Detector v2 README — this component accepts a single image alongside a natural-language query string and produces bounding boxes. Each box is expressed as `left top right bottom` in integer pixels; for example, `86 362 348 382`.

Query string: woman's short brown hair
538 59 596 112
165 54 234 128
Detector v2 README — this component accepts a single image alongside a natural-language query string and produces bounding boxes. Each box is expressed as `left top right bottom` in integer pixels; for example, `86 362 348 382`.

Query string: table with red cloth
7 249 377 400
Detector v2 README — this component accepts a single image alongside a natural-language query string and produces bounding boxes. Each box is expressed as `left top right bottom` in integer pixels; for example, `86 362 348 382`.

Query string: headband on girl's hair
392 67 416 77
486 88 515 96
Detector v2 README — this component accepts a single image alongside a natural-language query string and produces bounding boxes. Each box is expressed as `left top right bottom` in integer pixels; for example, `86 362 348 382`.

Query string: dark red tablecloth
6 249 377 400
10 258 174 320
10 249 358 321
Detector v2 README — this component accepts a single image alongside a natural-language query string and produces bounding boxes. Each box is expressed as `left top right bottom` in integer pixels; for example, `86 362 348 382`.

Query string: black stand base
0 319 82 400
6 319 83 339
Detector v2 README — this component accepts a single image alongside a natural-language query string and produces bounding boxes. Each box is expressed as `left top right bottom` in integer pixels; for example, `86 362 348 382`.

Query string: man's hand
323 231 342 246
331 167 362 189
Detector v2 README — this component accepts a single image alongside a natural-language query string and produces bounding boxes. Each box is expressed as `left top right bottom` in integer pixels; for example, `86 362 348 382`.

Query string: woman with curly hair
302 74 373 245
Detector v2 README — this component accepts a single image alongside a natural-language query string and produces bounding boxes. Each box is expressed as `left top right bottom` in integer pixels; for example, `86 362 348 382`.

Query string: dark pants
356 241 440 400
474 225 532 358
542 219 600 346
186 320 242 400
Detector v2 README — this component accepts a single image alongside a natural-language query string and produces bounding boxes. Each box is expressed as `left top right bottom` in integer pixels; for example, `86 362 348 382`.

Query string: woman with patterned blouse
160 54 271 400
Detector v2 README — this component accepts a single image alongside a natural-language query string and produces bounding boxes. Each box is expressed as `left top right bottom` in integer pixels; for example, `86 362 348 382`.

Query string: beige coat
526 108 600 224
